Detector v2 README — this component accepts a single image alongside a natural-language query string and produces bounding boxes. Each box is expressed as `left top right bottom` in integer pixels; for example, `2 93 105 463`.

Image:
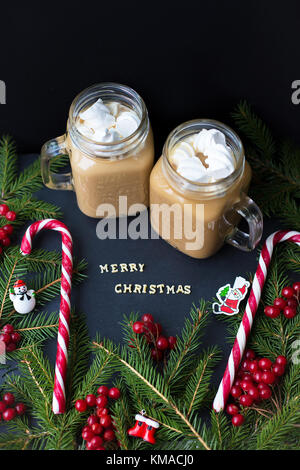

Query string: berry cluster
75 385 121 450
226 349 287 426
0 324 21 352
264 283 300 319
0 393 26 421
131 313 177 362
0 204 16 256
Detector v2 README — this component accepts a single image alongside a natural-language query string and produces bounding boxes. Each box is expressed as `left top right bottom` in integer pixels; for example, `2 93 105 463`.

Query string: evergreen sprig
232 101 300 229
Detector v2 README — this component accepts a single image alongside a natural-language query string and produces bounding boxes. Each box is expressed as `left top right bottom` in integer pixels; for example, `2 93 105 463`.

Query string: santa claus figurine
9 280 36 314
213 276 250 315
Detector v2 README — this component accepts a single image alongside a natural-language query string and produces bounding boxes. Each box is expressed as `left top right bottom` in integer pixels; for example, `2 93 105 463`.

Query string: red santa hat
237 284 247 295
14 280 26 288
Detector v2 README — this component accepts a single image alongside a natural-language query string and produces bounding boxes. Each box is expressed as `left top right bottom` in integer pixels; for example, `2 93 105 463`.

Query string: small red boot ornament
127 410 159 444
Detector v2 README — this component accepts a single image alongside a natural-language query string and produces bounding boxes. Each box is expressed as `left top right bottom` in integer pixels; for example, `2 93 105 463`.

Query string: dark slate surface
2 154 282 387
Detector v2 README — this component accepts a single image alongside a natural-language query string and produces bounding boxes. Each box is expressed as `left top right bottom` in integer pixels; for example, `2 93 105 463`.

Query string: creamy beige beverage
41 83 154 218
150 120 262 258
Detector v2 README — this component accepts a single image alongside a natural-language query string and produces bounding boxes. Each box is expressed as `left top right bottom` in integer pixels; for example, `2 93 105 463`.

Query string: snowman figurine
9 280 36 314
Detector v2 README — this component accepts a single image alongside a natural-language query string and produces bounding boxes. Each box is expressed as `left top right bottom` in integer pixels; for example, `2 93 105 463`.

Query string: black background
1 1 300 153
0 4 299 390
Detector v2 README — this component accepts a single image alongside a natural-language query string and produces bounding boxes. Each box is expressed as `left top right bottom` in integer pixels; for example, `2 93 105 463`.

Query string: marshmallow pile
77 98 140 143
169 129 235 183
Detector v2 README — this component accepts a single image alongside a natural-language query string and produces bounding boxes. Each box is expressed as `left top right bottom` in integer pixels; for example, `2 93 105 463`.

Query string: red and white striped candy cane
213 230 300 412
20 219 73 414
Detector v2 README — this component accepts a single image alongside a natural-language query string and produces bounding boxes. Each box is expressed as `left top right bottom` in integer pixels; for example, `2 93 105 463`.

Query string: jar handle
224 194 263 251
41 135 73 190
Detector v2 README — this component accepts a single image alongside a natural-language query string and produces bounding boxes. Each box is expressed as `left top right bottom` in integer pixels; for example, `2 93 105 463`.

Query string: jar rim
68 82 149 154
162 119 245 194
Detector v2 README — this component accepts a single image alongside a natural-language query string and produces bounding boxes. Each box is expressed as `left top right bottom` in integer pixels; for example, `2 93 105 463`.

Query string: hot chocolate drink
41 83 154 218
150 120 263 258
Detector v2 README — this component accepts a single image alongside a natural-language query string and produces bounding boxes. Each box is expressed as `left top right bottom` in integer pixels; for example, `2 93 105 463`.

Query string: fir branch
92 339 211 450
0 135 18 199
163 303 210 397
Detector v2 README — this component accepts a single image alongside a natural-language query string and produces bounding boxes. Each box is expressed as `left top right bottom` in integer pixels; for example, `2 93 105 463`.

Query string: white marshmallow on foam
93 128 121 143
115 111 140 138
80 98 115 131
106 102 120 117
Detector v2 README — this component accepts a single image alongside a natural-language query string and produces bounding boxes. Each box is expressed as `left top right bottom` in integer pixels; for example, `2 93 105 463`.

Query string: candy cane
20 219 73 414
213 230 300 412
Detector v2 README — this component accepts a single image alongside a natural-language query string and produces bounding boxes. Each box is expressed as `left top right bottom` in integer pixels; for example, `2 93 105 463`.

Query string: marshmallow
115 111 140 138
170 128 235 183
93 128 121 143
77 100 141 143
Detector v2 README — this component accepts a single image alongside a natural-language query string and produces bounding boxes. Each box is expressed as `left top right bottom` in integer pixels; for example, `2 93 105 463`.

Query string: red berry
100 415 112 428
168 336 177 350
248 360 259 373
0 229 5 239
1 237 11 247
15 403 26 415
241 374 252 382
5 211 16 222
97 385 109 396
245 349 256 360
273 297 286 310
0 401 7 413
132 321 144 334
97 407 109 417
75 399 87 412
287 299 297 309
272 364 285 376
86 441 94 450
141 313 154 323
264 306 280 318
6 343 16 352
281 286 295 299
234 379 242 387
0 333 11 344
150 348 163 361
226 404 239 415
231 385 242 398
2 324 14 334
96 395 108 408
108 387 120 400
248 386 259 401
292 282 300 293
239 394 254 407
259 384 272 400
241 379 253 392
86 394 96 407
143 322 156 335
258 358 272 371
156 336 169 351
0 204 9 215
252 370 264 383
2 224 13 235
82 429 95 441
261 371 276 385
95 446 105 450
3 393 14 406
276 355 287 367
2 408 16 421
87 415 99 427
91 423 103 435
10 332 21 344
241 359 251 371
283 306 297 319
231 414 244 426
103 429 115 441
90 436 103 449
